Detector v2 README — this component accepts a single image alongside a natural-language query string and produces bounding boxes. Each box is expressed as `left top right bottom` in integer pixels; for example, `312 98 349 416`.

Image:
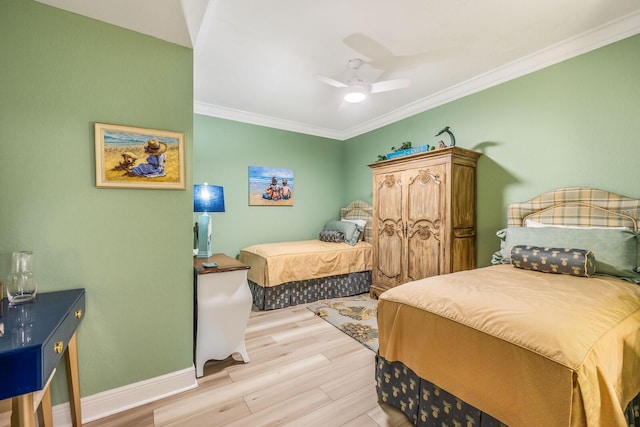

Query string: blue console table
0 289 85 426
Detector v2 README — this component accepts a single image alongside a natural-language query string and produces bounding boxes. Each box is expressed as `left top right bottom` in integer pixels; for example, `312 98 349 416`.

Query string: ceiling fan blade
370 78 410 93
315 74 347 88
344 32 461 80
343 33 393 63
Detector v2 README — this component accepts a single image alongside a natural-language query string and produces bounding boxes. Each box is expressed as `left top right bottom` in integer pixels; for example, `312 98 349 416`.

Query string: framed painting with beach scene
94 122 186 189
249 165 294 206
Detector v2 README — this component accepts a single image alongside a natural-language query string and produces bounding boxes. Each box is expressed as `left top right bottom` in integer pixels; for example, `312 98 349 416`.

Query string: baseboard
52 366 197 426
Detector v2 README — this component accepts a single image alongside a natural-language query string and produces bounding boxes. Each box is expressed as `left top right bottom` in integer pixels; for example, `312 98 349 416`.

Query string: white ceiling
36 0 640 140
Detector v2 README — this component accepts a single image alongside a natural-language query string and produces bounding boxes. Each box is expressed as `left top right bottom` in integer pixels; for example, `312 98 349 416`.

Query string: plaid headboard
507 187 640 231
340 200 373 243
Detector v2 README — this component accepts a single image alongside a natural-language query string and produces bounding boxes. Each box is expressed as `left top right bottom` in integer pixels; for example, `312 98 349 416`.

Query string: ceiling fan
316 58 410 103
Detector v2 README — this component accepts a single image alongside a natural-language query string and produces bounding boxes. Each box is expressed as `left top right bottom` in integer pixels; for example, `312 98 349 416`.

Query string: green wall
194 115 345 258
344 34 640 265
0 0 194 403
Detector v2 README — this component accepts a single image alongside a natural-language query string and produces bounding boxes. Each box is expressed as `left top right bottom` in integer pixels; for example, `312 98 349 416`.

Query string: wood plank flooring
85 301 412 427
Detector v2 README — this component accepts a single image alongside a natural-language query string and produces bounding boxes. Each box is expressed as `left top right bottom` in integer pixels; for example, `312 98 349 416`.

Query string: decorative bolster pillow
319 229 345 243
510 245 596 277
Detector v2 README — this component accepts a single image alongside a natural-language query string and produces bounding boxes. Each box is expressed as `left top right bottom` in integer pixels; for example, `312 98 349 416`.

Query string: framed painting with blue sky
249 165 294 206
94 122 185 189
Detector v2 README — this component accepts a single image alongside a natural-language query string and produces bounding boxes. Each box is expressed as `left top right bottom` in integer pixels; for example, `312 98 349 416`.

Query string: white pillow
524 218 630 230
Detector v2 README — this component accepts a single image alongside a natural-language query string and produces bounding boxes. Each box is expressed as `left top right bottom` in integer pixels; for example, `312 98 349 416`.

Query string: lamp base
196 214 213 258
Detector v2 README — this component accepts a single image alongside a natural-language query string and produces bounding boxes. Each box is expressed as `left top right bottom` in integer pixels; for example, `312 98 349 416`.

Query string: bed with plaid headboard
239 201 373 310
376 187 640 427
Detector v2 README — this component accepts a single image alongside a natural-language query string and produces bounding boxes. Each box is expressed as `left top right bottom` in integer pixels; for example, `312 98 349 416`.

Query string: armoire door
374 172 404 288
405 164 446 281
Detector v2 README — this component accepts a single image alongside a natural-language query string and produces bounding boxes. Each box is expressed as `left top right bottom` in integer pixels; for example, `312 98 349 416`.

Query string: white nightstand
193 253 252 378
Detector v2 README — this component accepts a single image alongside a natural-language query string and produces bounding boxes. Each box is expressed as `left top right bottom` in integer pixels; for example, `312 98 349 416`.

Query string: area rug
307 294 379 352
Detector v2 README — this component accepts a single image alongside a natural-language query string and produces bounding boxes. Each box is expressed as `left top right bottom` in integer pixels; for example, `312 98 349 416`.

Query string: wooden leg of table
64 332 82 427
11 393 35 427
36 383 53 427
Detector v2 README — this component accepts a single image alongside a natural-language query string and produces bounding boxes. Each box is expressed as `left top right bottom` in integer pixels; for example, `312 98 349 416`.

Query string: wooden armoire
368 146 481 297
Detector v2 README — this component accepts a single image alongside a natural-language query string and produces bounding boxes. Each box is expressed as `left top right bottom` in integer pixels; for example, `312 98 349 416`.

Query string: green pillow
495 226 639 280
323 220 360 246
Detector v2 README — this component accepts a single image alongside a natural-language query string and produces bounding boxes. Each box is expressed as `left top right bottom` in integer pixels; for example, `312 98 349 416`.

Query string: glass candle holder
6 251 37 305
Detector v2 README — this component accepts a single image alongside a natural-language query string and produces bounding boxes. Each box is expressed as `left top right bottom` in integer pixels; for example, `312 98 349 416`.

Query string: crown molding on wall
52 367 197 426
193 101 345 140
195 10 640 142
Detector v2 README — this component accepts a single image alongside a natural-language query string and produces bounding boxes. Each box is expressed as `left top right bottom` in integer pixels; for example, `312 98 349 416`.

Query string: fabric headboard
340 200 373 243
494 188 640 280
507 187 640 231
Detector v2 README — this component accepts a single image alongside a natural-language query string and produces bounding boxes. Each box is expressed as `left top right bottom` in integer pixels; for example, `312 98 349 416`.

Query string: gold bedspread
239 240 372 287
378 264 640 427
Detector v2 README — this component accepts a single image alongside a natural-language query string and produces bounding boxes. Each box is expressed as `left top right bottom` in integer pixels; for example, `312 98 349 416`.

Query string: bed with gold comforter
240 239 372 309
375 187 640 426
377 265 640 426
239 201 374 309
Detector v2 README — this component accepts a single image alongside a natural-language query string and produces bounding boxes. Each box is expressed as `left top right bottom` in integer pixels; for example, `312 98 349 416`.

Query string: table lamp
194 183 225 258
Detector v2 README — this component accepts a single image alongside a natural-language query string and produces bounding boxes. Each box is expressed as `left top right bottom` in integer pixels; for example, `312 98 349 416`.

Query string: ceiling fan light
344 85 367 103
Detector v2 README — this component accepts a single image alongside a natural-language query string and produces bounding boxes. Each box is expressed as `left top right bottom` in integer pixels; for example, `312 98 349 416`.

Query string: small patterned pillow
319 229 345 243
510 245 596 277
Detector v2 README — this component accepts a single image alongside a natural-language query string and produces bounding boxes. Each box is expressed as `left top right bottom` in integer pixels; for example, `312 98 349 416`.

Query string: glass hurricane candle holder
6 251 37 305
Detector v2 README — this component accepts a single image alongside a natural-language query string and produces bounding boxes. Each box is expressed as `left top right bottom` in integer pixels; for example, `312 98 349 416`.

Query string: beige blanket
378 264 640 427
239 240 372 287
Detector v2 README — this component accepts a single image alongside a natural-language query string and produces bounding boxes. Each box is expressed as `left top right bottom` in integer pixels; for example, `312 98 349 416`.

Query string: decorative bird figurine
435 126 455 147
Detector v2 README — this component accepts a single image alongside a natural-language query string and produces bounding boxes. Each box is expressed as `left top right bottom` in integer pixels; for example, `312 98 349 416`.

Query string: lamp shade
194 184 225 213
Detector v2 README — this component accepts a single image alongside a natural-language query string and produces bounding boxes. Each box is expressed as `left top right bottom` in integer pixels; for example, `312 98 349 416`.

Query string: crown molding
195 10 640 141
193 102 345 141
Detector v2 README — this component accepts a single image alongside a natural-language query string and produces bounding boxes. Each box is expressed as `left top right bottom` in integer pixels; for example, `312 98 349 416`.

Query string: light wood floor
85 301 412 427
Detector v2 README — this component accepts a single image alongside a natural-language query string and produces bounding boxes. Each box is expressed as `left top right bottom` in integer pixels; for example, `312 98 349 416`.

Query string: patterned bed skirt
248 270 371 310
375 354 640 427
